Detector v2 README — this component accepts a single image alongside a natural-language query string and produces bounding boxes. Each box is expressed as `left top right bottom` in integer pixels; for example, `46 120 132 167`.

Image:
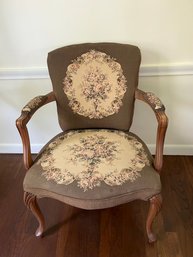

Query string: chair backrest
47 43 141 131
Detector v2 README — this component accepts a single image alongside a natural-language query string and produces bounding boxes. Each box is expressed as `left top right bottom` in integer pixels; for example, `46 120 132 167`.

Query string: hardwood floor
0 154 193 257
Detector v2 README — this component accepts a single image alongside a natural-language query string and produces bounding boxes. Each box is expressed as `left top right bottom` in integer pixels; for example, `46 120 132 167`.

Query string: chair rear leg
24 191 45 237
146 194 162 243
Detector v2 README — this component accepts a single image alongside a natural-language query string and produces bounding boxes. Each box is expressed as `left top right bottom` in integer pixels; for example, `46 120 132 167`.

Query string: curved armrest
16 91 56 170
135 89 168 172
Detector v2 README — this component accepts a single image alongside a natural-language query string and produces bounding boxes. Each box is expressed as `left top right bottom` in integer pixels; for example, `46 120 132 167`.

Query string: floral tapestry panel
146 92 164 110
22 96 44 113
39 130 150 191
63 50 127 119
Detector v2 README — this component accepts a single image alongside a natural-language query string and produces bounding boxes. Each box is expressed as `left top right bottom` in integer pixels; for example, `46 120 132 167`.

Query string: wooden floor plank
157 232 184 257
0 155 193 257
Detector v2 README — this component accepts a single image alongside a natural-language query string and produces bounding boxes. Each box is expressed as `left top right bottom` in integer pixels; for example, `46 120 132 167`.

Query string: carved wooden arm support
16 91 56 170
135 89 168 172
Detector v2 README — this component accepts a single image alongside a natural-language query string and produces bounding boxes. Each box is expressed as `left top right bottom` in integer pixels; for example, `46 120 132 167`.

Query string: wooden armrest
16 91 56 170
135 89 168 172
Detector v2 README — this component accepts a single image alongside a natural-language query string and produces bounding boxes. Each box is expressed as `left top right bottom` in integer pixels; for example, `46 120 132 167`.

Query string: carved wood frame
24 192 45 237
16 91 56 170
135 89 168 242
135 89 168 172
16 89 168 242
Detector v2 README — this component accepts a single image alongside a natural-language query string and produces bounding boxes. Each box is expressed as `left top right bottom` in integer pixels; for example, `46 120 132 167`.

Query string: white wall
1 0 193 154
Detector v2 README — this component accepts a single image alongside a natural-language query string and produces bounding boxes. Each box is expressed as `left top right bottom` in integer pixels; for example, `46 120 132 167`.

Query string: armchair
16 43 168 243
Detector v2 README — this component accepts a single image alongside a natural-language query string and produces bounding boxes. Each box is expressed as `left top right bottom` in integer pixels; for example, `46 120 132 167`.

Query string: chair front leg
146 194 162 243
24 192 45 237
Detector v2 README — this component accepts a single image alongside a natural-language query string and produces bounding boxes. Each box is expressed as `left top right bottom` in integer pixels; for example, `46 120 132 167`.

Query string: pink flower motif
63 50 127 119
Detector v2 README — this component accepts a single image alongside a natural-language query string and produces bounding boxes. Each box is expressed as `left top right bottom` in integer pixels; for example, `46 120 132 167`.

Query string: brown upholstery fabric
23 130 161 210
47 43 141 131
22 43 162 211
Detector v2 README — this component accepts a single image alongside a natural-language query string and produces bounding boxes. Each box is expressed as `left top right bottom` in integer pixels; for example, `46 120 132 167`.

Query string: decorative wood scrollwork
24 192 45 237
146 194 162 243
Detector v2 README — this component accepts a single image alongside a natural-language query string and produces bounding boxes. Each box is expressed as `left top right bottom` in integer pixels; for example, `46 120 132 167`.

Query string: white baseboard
148 144 193 155
0 144 43 154
0 144 192 155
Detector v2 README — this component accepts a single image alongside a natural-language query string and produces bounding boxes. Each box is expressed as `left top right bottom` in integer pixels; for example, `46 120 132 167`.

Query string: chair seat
24 129 161 209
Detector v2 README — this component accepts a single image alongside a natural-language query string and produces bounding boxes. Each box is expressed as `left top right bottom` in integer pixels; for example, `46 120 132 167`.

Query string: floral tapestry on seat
38 130 150 191
63 50 127 119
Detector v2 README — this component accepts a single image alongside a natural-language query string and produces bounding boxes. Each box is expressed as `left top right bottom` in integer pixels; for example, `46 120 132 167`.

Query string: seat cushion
24 129 161 209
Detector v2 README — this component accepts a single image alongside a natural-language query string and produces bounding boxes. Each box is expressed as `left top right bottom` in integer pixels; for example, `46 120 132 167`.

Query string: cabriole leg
146 194 162 243
24 191 45 237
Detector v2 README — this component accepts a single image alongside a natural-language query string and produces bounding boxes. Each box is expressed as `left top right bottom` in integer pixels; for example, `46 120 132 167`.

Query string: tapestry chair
16 43 168 243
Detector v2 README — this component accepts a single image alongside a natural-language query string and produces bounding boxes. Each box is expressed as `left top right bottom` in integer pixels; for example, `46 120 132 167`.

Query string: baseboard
148 144 193 155
0 144 43 154
0 144 192 155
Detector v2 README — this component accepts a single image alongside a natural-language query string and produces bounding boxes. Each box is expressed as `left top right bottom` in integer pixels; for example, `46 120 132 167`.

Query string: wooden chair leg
24 191 45 237
146 194 162 243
